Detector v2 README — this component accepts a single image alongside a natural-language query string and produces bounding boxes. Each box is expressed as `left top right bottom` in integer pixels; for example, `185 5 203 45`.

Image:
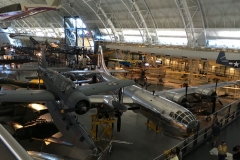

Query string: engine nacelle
194 88 214 96
236 80 240 86
164 92 186 103
64 91 91 115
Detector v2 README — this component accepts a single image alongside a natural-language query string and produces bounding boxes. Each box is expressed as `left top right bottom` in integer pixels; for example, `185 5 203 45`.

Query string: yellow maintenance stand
146 119 162 132
90 114 116 141
164 149 171 160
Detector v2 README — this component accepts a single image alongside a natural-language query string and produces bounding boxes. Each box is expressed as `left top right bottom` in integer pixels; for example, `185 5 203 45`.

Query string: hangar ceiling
1 0 240 48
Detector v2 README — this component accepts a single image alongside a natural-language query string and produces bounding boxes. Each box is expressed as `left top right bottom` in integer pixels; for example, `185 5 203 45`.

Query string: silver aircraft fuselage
98 50 199 138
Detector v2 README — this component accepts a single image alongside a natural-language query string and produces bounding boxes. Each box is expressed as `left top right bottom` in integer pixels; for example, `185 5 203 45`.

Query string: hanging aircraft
0 44 134 156
0 78 46 90
0 102 48 125
216 51 240 69
108 58 141 67
0 0 61 29
71 47 240 139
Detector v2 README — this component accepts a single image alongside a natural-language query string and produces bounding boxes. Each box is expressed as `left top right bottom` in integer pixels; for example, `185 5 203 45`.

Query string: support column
130 0 152 43
189 59 193 84
195 60 199 74
206 61 209 82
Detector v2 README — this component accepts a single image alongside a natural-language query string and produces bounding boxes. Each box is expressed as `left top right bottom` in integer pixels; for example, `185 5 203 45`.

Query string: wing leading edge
0 90 58 102
77 80 134 96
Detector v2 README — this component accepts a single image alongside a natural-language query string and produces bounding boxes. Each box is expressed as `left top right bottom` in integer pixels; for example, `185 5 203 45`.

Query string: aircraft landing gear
108 144 112 154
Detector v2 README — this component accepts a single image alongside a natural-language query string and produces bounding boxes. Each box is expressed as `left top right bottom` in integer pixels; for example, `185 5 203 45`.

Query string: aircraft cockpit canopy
169 111 197 125
60 77 75 92
45 70 57 82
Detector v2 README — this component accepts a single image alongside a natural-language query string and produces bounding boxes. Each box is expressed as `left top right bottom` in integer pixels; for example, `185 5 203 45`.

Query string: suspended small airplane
0 0 61 29
108 58 141 67
0 77 46 90
0 102 48 125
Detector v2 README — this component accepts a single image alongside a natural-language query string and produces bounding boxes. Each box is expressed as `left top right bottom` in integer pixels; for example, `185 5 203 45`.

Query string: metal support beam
175 0 208 47
120 0 144 43
175 0 196 47
130 0 152 44
82 0 113 42
142 0 158 44
96 4 119 42
103 1 124 42
196 0 207 46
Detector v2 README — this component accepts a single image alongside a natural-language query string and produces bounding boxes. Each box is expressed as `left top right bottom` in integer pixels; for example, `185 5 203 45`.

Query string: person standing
218 141 227 160
232 145 240 160
170 150 179 160
175 147 182 160
212 122 221 147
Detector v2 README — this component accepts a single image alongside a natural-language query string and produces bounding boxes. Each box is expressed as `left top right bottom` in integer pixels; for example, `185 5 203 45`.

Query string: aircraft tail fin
216 51 228 63
97 46 111 75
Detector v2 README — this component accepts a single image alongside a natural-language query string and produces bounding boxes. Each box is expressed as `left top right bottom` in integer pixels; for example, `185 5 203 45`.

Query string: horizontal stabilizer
0 90 58 102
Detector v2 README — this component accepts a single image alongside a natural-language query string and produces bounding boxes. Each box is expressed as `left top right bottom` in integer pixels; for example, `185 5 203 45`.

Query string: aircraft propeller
181 83 201 108
210 78 228 113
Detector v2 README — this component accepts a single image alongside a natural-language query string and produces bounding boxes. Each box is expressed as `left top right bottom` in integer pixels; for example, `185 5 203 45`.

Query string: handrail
153 99 240 160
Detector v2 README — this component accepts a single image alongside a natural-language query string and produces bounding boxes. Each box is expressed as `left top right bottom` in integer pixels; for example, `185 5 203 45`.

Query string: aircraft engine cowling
194 88 214 96
64 91 91 115
164 92 185 103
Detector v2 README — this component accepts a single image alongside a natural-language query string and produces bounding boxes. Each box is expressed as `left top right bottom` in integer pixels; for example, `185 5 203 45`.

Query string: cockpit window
45 70 58 82
172 111 196 125
169 112 175 118
60 80 74 92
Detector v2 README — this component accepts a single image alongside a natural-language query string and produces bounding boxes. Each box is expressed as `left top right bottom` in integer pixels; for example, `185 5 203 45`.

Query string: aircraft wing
70 69 128 74
32 137 73 147
89 95 134 104
77 80 135 96
108 58 126 62
155 81 237 96
0 90 58 102
4 67 70 71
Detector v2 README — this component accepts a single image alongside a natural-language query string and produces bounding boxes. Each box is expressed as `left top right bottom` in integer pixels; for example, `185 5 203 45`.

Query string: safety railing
153 99 240 160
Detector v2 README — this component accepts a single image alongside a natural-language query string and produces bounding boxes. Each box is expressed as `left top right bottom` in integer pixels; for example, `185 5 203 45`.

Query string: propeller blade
218 99 223 106
139 83 144 87
112 101 128 111
118 88 123 103
218 93 228 97
117 116 121 132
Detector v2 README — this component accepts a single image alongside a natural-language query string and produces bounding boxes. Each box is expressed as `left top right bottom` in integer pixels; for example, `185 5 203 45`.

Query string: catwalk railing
153 99 240 160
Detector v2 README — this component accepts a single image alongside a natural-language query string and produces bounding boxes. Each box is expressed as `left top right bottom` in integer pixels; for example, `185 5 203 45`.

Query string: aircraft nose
186 120 199 136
